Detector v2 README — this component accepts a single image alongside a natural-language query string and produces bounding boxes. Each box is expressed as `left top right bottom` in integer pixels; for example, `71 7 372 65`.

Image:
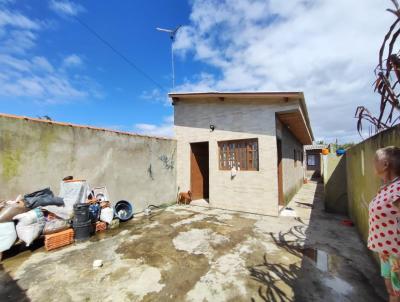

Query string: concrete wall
0 114 177 213
323 153 348 215
279 121 304 204
346 125 400 242
174 97 303 216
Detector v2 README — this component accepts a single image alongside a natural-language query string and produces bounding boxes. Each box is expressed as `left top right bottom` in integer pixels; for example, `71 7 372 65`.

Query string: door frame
190 141 209 200
276 138 284 206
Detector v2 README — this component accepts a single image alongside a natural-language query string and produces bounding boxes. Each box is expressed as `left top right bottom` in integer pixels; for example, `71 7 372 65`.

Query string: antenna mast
156 26 181 89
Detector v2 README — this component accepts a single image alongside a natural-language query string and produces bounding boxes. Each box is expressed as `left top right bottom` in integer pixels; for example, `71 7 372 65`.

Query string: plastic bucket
73 219 92 240
114 200 133 221
336 148 346 156
73 203 90 223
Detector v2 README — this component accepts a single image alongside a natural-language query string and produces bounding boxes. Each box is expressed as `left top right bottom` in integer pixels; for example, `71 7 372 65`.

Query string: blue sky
0 0 196 135
0 0 395 142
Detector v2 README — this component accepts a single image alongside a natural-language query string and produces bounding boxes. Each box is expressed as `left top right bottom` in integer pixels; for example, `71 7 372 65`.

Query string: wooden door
277 139 284 205
190 142 209 200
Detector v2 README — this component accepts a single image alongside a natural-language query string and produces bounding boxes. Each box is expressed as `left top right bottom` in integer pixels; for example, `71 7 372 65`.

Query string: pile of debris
0 177 133 255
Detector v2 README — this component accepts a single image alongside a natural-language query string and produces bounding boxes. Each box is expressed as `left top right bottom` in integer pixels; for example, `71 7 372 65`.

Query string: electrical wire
74 16 167 92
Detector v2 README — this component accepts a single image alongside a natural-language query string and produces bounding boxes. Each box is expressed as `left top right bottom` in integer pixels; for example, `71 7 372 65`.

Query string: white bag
13 208 43 226
16 222 44 246
44 180 90 220
100 207 114 224
0 222 17 252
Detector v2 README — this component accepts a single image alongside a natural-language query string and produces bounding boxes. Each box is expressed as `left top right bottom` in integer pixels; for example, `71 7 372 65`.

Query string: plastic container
336 148 346 156
73 219 92 241
114 200 133 222
321 148 329 155
73 203 90 223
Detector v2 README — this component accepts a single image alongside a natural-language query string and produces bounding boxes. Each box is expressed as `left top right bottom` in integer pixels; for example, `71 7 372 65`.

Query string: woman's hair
376 146 400 176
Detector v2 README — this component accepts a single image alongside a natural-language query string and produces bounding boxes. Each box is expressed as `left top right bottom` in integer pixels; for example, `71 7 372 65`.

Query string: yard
0 183 386 302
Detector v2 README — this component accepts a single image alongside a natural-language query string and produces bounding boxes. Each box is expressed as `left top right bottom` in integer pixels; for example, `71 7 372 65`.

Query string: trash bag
0 205 29 223
24 188 64 209
13 208 44 226
100 207 114 224
43 218 70 235
89 203 101 223
16 222 44 246
0 222 17 252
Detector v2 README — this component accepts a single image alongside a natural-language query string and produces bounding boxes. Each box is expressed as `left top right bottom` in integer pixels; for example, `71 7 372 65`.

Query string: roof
169 91 305 99
0 113 173 141
169 91 314 144
304 144 328 150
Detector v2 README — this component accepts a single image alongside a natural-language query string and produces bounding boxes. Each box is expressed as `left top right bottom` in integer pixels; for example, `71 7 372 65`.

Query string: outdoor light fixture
210 124 215 131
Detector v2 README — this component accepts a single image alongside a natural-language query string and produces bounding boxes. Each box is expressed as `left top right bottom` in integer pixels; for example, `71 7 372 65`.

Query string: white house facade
170 92 313 216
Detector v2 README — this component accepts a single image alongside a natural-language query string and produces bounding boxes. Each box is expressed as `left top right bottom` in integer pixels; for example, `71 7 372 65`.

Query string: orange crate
45 228 74 251
95 221 107 232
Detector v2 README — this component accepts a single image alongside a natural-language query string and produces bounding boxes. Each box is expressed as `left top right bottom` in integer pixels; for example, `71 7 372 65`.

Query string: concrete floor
0 182 387 302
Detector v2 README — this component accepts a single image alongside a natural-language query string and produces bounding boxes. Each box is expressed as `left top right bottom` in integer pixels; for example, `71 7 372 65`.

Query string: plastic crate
44 228 74 251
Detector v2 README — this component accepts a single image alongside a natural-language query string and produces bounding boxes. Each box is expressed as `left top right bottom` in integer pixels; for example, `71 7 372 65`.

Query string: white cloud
32 56 54 73
174 0 394 143
140 88 171 106
62 54 83 68
0 9 41 30
134 115 174 138
49 0 85 17
0 3 101 103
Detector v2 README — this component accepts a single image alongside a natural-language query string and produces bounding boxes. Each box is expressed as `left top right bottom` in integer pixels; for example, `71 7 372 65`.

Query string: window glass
218 139 259 171
308 155 316 166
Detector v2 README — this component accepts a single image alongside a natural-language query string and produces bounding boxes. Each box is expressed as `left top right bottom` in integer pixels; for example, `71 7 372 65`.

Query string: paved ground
0 182 387 301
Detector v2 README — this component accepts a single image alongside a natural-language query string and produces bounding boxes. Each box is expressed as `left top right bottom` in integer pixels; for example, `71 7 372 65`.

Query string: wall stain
1 150 21 181
147 164 154 180
39 125 57 158
159 148 176 170
0 132 22 180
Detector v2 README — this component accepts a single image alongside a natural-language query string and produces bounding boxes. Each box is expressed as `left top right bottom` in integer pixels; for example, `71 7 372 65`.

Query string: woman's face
374 154 388 179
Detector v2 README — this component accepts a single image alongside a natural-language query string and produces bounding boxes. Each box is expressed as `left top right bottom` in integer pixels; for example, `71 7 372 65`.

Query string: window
218 139 258 171
307 154 316 166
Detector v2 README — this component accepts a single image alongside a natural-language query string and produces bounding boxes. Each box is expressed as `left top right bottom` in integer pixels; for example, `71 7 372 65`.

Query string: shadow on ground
247 183 386 302
0 263 29 302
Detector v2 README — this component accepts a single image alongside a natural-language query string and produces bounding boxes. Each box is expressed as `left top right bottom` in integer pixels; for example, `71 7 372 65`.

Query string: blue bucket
336 148 346 156
114 200 133 221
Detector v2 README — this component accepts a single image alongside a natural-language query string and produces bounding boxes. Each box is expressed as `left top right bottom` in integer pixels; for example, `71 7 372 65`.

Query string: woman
368 146 400 302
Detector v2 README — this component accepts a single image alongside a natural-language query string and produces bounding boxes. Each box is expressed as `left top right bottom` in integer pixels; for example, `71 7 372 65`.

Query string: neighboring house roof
168 91 314 145
304 144 328 150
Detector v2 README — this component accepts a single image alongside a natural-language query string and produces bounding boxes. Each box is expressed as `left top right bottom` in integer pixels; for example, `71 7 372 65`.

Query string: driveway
0 183 386 301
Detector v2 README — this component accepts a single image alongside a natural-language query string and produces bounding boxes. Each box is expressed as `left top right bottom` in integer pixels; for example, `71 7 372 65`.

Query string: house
304 144 328 180
170 92 314 216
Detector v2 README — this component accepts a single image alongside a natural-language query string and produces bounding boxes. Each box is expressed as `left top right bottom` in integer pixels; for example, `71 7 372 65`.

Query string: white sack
0 222 17 252
13 208 43 226
100 207 114 224
43 180 90 219
16 222 44 246
59 180 89 207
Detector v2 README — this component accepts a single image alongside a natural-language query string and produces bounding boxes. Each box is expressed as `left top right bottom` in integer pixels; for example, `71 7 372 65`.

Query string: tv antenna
156 25 181 89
